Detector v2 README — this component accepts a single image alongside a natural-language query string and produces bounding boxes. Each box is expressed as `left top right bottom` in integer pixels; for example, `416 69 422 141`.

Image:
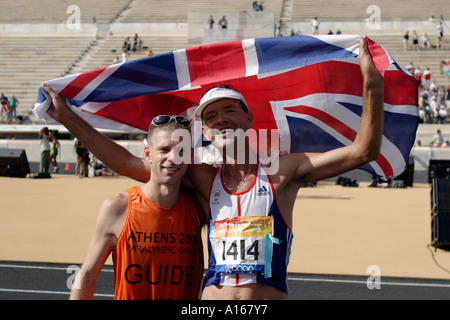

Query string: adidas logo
256 186 270 196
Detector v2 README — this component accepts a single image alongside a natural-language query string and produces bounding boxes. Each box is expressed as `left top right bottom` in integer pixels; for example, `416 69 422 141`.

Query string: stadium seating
291 0 449 22
120 0 283 23
0 36 96 112
0 0 448 129
1 0 131 23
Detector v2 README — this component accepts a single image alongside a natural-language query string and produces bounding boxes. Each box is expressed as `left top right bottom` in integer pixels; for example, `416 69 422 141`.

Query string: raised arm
285 36 384 185
42 84 150 183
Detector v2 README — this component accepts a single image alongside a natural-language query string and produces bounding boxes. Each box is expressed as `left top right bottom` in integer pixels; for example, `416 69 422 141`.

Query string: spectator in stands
207 15 214 29
438 105 448 123
39 127 51 174
275 26 281 37
113 56 120 64
414 65 422 86
430 80 438 93
439 86 447 105
132 33 142 52
446 85 450 108
421 33 431 49
9 95 18 119
218 16 228 29
405 61 415 75
419 106 426 123
403 31 409 51
121 50 129 63
311 17 320 35
146 48 154 57
252 1 263 11
436 36 443 50
437 21 444 38
431 129 444 147
0 93 12 124
123 37 131 51
412 30 420 51
424 67 432 89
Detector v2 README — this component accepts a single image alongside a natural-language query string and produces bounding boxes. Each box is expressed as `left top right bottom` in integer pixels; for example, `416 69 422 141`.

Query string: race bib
209 216 278 277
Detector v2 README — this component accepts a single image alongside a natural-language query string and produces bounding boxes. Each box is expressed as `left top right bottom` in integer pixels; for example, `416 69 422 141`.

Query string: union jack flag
34 35 418 180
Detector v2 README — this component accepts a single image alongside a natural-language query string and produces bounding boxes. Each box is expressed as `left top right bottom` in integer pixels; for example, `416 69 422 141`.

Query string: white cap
195 87 248 118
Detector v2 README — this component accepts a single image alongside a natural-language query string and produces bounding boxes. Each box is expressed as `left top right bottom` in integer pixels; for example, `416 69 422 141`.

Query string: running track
1 260 450 300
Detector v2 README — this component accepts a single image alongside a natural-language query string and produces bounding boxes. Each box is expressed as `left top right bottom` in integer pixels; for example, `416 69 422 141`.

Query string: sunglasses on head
151 115 191 128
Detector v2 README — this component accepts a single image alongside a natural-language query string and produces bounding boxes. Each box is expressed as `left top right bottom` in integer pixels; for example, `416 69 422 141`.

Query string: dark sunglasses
151 115 191 128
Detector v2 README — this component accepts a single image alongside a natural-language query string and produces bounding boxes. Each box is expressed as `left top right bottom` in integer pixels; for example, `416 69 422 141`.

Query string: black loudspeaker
432 209 450 248
431 178 450 248
0 149 30 178
432 178 450 210
428 160 450 183
396 163 414 187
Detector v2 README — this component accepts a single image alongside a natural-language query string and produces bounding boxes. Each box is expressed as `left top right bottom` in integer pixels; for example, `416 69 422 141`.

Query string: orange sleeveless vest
112 186 203 300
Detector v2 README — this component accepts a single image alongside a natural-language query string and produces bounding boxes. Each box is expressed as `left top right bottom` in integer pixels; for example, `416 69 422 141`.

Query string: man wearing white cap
43 37 384 299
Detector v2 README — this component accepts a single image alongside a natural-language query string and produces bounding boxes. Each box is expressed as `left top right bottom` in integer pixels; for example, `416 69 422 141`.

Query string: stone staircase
70 35 189 74
279 0 294 36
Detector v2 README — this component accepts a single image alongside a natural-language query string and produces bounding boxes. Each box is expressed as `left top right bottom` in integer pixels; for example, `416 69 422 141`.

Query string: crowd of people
402 29 445 52
401 15 449 124
37 129 114 178
38 127 59 175
416 128 450 148
409 58 450 124
0 93 20 124
207 15 228 29
112 33 149 64
73 139 115 178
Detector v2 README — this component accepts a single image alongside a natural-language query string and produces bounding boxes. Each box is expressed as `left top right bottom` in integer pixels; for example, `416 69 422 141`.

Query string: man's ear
144 145 152 162
202 124 215 143
247 111 254 129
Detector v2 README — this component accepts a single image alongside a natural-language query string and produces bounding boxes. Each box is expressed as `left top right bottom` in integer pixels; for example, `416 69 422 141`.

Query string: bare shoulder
102 191 128 210
271 153 309 179
185 163 217 190
98 191 129 225
188 162 218 176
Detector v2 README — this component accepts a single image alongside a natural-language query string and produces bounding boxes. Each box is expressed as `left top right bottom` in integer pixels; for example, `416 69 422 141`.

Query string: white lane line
0 263 113 272
0 288 113 297
287 276 450 288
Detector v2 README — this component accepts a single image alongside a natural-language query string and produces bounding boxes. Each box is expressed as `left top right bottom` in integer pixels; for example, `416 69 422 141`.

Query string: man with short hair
66 114 205 300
